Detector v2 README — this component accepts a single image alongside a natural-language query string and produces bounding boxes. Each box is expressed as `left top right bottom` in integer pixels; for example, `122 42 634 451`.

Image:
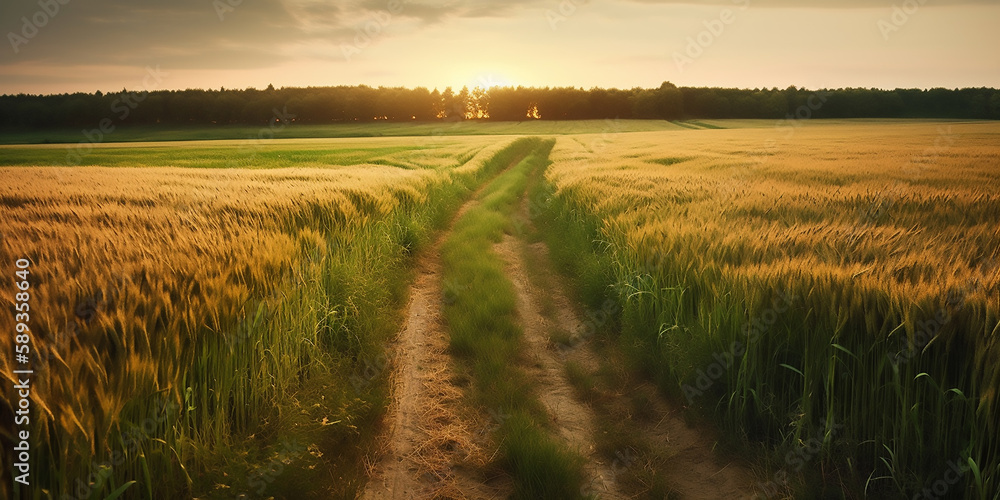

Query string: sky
0 0 998 95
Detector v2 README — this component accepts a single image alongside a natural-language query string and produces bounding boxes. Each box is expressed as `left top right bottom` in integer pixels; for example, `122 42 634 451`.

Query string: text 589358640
12 258 33 487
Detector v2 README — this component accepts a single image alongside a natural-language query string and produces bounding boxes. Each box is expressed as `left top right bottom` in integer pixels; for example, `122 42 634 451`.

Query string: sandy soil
361 198 510 500
501 195 758 500
363 185 758 499
494 234 629 499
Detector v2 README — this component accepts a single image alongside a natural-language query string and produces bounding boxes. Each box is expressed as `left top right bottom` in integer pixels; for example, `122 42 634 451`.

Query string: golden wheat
0 135 514 496
544 121 1000 496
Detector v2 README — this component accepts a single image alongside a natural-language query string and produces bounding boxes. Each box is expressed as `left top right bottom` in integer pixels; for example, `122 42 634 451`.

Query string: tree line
2 82 998 128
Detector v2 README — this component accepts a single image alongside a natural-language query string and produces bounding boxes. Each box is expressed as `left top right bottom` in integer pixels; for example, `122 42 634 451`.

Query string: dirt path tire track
494 234 628 500
361 229 508 500
360 158 531 500
506 193 758 500
363 143 758 499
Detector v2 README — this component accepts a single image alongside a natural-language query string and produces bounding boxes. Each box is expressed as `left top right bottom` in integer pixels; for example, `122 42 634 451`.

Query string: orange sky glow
1 0 997 94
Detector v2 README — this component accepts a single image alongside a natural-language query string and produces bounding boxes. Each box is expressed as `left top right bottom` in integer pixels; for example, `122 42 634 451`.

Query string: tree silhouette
1 84 996 130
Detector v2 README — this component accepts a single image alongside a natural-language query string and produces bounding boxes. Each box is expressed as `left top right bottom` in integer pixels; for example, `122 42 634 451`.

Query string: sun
469 73 514 90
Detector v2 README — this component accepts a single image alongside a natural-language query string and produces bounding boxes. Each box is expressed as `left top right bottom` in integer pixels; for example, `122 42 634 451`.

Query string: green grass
0 138 468 168
440 137 590 499
0 120 687 145
684 120 726 129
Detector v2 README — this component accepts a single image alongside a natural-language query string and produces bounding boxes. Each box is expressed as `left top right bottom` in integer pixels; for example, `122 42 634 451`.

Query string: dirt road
362 157 757 499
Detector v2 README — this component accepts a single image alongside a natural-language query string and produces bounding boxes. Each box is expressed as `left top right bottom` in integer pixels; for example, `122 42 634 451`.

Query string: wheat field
541 121 1000 497
0 136 519 498
1 121 998 498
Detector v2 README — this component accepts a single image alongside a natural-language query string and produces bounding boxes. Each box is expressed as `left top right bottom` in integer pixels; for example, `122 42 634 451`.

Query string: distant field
0 136 497 169
688 118 984 129
2 118 984 148
0 119 687 145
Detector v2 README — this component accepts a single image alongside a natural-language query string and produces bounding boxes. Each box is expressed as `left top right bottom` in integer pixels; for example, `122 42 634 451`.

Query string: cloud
623 0 998 6
355 0 457 23
1 0 996 94
352 0 540 23
0 0 542 70
0 0 306 68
